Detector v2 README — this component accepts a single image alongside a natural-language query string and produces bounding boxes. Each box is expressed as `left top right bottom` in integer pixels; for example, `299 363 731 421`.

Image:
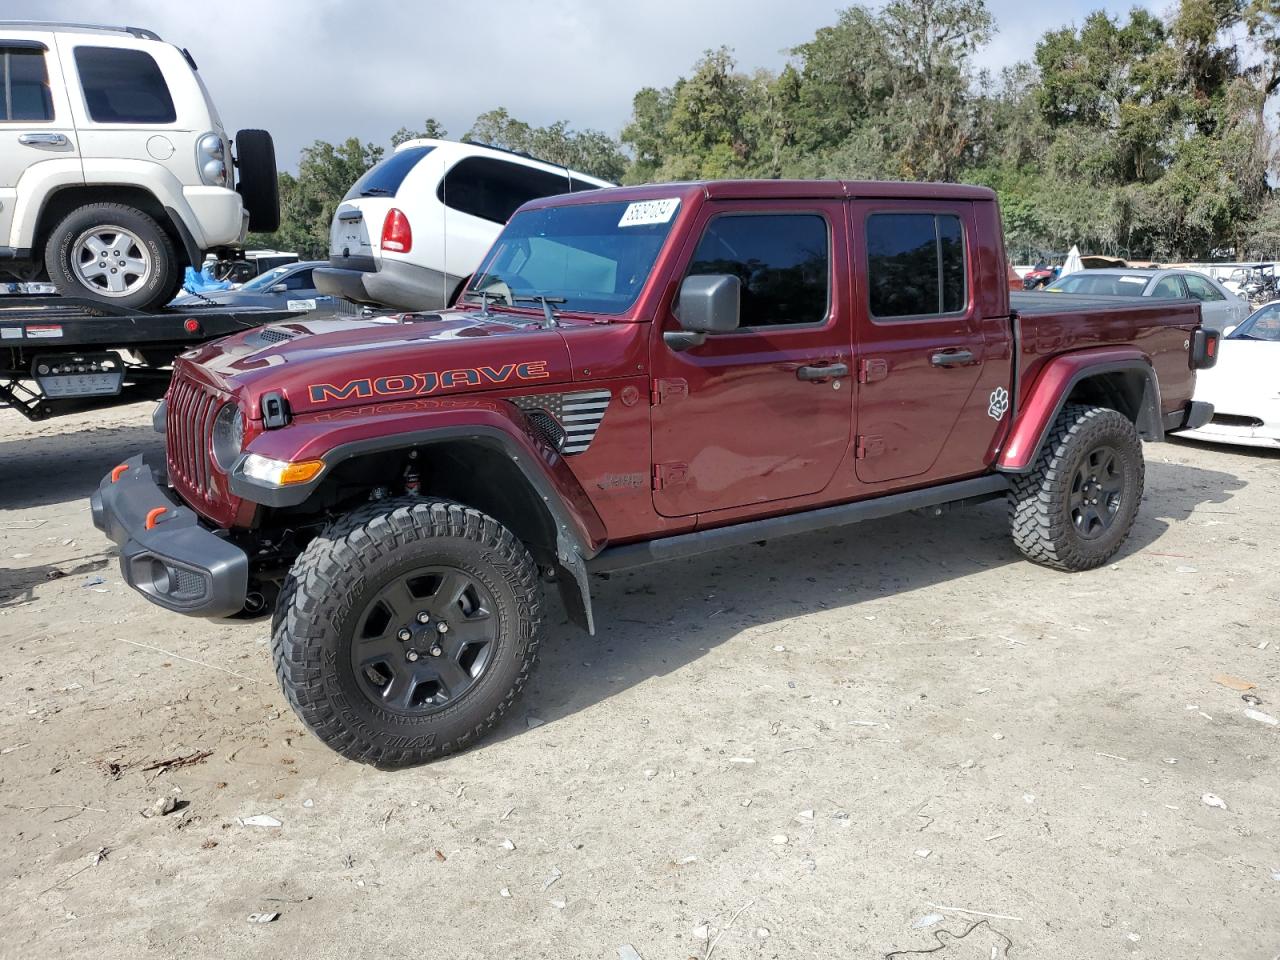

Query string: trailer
0 296 300 421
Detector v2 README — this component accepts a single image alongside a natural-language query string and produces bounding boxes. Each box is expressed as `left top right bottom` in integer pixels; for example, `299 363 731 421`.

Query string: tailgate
329 200 387 271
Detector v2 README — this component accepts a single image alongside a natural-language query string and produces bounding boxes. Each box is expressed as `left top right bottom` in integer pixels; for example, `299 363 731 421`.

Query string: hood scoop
248 327 305 348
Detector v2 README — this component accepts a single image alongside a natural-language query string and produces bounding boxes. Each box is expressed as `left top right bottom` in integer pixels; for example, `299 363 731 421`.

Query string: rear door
1181 273 1236 333
0 35 80 248
649 201 853 517
850 202 1000 484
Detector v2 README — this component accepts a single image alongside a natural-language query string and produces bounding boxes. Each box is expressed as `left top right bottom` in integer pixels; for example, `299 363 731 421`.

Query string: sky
11 0 1157 168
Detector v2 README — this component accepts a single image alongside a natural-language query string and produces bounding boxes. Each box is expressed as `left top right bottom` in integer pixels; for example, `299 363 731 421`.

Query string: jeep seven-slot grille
166 375 222 498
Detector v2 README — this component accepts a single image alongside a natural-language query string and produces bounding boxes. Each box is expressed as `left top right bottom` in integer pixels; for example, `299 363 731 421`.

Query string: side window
284 269 313 290
1150 276 1185 298
866 213 968 318
1184 275 1225 302
569 176 603 193
1 46 54 121
686 213 829 327
438 157 571 224
74 46 176 124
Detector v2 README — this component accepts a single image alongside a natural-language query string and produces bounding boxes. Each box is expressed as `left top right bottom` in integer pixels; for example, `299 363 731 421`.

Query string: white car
0 21 277 310
1178 301 1280 449
315 139 612 311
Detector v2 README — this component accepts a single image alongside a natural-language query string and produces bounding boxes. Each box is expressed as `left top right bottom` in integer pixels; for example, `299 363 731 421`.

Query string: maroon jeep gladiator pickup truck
93 180 1218 766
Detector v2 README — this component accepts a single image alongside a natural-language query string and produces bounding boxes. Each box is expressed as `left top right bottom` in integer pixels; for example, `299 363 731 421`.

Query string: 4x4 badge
988 387 1010 421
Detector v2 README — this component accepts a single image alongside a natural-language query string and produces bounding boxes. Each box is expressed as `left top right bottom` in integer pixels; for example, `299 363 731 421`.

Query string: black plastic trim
589 475 1009 573
163 204 203 267
92 454 247 618
1165 400 1214 433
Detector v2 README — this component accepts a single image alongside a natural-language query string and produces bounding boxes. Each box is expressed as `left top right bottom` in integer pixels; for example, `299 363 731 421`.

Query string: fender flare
997 351 1162 473
229 404 608 633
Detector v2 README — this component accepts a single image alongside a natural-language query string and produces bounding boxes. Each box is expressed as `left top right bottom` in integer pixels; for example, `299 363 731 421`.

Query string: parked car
314 139 612 311
1177 300 1280 449
1043 268 1249 332
0 21 278 310
171 260 332 312
94 179 1217 766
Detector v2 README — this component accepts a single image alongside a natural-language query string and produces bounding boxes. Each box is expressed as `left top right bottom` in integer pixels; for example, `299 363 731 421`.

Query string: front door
0 36 79 249
650 202 853 517
851 202 993 484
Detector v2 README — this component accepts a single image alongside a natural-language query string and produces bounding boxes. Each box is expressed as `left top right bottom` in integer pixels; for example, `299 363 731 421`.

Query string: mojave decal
308 360 550 404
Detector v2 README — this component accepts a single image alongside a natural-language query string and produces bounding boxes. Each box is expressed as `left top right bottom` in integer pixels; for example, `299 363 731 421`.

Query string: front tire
272 498 542 767
44 203 181 311
1009 404 1144 571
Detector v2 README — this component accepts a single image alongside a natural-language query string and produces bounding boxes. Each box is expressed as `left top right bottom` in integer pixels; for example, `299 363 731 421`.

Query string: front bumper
91 455 248 618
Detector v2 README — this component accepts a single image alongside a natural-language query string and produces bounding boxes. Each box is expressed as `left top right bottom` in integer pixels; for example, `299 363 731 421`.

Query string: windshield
1229 302 1280 341
1046 273 1151 296
240 266 292 291
467 199 680 315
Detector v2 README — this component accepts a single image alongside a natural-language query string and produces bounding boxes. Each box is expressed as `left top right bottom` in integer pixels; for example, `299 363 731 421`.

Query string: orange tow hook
144 507 167 530
110 463 128 483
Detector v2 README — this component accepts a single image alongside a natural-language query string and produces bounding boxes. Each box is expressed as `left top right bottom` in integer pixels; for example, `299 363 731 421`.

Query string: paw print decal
988 386 1010 421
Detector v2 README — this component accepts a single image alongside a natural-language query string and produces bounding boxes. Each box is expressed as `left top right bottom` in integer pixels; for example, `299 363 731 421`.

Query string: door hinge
858 358 889 383
651 377 688 405
652 462 688 490
855 435 885 459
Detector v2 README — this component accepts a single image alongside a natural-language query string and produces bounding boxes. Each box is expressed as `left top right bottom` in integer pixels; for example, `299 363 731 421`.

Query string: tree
391 118 447 146
464 108 628 182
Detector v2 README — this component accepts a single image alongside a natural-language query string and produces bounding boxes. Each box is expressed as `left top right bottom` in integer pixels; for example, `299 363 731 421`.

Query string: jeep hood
179 310 576 418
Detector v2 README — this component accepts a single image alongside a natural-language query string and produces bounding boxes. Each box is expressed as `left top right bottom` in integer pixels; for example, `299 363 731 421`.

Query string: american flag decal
512 389 612 455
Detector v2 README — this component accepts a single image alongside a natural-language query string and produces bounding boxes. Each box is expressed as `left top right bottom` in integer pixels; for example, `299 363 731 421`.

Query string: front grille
166 374 223 498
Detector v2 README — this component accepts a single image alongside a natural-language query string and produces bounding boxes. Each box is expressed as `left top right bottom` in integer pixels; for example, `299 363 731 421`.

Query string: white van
0 21 277 310
315 139 611 311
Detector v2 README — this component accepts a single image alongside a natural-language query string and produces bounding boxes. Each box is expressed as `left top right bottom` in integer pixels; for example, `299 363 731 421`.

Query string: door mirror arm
663 330 707 352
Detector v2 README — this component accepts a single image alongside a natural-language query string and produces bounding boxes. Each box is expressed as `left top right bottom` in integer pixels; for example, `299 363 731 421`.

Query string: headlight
196 132 228 187
239 453 324 487
211 404 244 472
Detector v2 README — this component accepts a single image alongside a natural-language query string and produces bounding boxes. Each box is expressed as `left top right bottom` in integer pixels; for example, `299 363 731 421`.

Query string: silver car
1043 268 1250 332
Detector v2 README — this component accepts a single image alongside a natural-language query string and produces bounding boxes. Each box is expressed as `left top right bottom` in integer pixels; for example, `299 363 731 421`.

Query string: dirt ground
0 398 1276 960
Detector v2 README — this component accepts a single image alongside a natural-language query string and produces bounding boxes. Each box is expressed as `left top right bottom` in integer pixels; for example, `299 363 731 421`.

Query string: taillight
1191 328 1219 370
381 208 412 253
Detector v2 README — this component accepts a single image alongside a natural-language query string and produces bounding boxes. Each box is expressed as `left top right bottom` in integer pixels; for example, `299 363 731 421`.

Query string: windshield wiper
359 187 392 197
512 295 565 329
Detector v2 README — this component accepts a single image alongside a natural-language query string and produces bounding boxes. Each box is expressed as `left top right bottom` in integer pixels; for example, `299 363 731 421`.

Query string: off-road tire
45 203 180 311
272 498 542 767
1009 403 1144 571
234 129 280 233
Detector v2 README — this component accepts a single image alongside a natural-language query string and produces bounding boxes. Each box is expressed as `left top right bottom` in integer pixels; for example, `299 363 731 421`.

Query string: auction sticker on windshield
619 199 680 227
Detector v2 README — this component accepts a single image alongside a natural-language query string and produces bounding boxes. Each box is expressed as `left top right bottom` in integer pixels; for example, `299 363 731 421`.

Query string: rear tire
271 498 542 767
1009 404 1144 571
45 203 180 311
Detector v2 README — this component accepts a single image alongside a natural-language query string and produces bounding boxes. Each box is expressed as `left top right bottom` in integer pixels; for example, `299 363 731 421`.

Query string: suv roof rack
0 21 162 41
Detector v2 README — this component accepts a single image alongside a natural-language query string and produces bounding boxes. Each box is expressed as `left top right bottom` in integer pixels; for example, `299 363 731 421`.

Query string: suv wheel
272 498 542 767
1009 403 1144 571
45 203 180 311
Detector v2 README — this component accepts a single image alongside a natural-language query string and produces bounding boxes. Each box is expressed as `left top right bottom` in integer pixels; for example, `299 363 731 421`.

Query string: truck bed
1010 290 1202 425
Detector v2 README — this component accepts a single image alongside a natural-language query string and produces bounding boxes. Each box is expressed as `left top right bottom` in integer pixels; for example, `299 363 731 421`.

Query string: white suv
0 22 278 311
315 139 611 311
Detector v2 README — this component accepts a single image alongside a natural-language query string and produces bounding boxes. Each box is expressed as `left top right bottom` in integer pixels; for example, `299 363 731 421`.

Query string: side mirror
667 274 740 351
271 283 288 293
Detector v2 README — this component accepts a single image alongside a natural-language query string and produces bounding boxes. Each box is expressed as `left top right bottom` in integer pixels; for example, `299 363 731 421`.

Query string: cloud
8 0 1158 167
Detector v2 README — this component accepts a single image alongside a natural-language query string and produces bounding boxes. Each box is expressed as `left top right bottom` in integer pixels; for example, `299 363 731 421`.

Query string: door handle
796 362 849 381
18 132 69 146
930 349 974 367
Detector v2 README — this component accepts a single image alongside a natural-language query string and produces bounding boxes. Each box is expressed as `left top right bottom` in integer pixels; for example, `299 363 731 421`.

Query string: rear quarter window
74 46 176 124
439 156 571 224
343 145 435 201
866 213 967 318
1 46 54 121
